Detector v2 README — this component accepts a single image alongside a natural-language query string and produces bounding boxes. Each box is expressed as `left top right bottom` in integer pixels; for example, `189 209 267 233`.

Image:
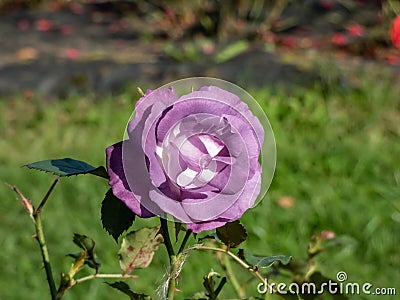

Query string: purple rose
106 82 269 233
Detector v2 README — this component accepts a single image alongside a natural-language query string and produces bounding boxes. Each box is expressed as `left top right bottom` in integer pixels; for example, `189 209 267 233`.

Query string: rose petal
106 142 154 217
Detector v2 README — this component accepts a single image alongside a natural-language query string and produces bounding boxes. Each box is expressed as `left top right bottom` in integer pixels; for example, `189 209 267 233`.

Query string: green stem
178 229 192 254
167 255 177 300
73 273 137 287
7 182 59 299
213 277 227 300
34 212 57 300
221 253 245 298
37 178 59 214
160 218 175 260
160 217 177 299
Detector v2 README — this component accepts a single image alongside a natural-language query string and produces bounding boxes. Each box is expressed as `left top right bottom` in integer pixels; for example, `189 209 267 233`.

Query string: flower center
158 114 231 190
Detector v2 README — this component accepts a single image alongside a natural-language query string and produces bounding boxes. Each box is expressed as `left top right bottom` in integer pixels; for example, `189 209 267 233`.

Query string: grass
0 75 399 299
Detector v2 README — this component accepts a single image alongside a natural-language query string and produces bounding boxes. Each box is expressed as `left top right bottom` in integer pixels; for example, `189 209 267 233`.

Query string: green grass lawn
1 76 399 299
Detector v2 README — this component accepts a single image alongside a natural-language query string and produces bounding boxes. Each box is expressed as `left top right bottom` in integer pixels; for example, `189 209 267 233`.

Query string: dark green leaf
90 166 109 179
106 281 151 300
25 158 108 178
119 227 163 274
239 249 292 268
197 233 220 242
216 220 247 248
102 189 136 242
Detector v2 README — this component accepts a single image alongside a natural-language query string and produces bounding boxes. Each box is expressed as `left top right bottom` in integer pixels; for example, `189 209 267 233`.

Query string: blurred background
1 0 399 299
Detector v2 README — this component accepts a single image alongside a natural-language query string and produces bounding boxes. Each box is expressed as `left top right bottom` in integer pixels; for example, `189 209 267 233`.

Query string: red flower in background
64 48 80 60
331 33 348 47
391 15 400 48
347 24 365 37
36 19 52 32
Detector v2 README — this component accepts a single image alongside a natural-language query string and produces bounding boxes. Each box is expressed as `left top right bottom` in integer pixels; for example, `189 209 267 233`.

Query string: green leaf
106 281 151 300
216 220 247 248
25 158 109 178
197 232 219 242
239 249 292 268
102 189 136 242
73 233 95 252
119 226 163 274
89 166 109 179
72 233 100 271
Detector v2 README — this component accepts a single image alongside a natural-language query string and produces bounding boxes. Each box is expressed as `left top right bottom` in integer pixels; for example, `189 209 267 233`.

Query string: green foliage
101 189 136 242
118 227 163 275
1 75 399 299
238 249 292 269
216 220 247 248
25 158 108 178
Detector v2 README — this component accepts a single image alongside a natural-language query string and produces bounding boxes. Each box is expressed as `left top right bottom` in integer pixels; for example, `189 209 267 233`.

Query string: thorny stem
160 218 177 299
7 181 59 300
34 178 60 299
34 211 57 300
9 179 139 300
167 255 178 300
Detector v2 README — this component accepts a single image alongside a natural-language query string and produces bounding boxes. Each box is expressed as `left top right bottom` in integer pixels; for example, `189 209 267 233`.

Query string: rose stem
217 252 246 298
160 218 175 259
35 212 57 300
8 180 59 299
167 255 178 300
35 178 59 300
160 218 177 300
177 229 192 254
